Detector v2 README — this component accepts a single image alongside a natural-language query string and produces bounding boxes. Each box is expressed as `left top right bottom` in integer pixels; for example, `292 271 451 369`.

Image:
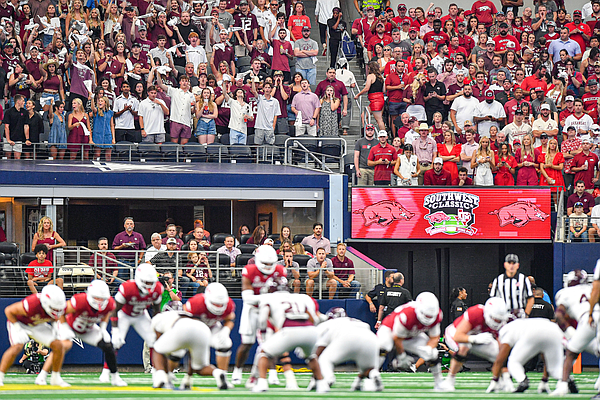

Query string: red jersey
471 0 497 27
185 293 236 327
242 263 287 295
582 92 600 114
451 304 498 336
17 294 55 326
66 293 116 334
355 18 376 44
387 302 443 338
367 33 392 52
422 31 450 47
573 151 600 189
26 260 54 278
493 34 521 52
544 32 559 48
115 279 163 317
385 72 405 102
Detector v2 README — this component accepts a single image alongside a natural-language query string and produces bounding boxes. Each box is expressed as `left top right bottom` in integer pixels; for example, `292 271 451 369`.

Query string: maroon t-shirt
573 151 600 189
272 85 291 118
212 44 235 71
214 86 230 127
424 168 452 185
331 256 355 280
272 39 293 72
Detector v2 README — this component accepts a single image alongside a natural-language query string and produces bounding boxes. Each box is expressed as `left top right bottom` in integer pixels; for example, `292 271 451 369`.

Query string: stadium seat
293 254 311 268
246 134 255 146
268 233 280 243
320 141 342 163
220 133 230 145
343 153 355 182
293 234 308 243
235 253 253 269
114 141 135 161
183 143 207 162
212 233 230 244
303 244 313 254
137 143 161 162
209 243 222 251
206 144 229 162
160 143 180 162
240 234 252 244
183 233 193 243
229 144 252 163
237 243 257 254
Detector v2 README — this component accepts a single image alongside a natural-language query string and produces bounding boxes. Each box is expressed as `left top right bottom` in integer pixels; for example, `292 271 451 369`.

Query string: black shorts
388 101 406 116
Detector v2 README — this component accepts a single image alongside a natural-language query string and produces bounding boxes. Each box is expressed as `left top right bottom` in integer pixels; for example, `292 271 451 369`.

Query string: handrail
287 140 333 173
283 137 347 172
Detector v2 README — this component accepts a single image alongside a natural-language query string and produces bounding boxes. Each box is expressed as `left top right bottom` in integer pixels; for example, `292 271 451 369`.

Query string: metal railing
557 216 598 243
284 137 347 173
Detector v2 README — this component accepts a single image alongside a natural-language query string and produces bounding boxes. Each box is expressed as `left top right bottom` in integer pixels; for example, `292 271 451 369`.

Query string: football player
314 307 383 392
0 285 68 387
38 280 127 387
99 263 163 382
377 292 444 390
232 245 286 385
438 297 509 391
183 283 235 372
589 259 600 400
551 269 596 395
488 318 564 393
151 310 231 390
251 278 328 393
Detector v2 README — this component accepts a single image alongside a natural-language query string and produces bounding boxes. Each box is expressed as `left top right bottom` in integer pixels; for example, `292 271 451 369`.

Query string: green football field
1 371 600 400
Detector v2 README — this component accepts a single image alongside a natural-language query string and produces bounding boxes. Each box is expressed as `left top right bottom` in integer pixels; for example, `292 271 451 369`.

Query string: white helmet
204 282 229 315
135 263 158 295
40 285 66 319
484 297 509 331
254 245 278 275
414 292 440 326
87 280 111 311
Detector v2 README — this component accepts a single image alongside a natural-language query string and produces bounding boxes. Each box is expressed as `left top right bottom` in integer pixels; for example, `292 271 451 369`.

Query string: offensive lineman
99 263 163 382
377 292 445 390
232 245 286 385
0 285 68 387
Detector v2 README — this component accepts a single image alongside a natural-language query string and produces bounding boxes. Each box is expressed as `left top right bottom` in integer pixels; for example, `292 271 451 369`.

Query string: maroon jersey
185 293 235 327
66 293 116 334
384 302 443 338
115 279 164 317
451 304 498 336
17 294 54 326
242 263 286 295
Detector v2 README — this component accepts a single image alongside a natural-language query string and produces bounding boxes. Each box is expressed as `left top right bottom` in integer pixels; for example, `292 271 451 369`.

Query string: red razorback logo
488 201 549 228
353 200 415 227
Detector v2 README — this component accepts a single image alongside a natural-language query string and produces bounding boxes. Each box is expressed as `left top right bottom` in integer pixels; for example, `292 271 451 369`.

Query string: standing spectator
293 27 319 85
156 75 195 145
301 222 331 254
437 131 461 181
515 134 540 185
368 130 397 186
562 126 583 191
474 89 506 138
330 243 360 299
138 86 169 144
548 27 582 63
502 108 532 145
336 59 357 135
423 67 447 124
48 101 67 160
305 247 336 298
31 216 66 267
471 136 495 185
271 29 293 84
291 79 320 136
564 99 593 138
288 1 311 41
413 123 437 184
318 86 339 136
490 253 534 316
90 95 115 161
494 142 517 185
472 0 498 29
88 237 119 292
3 94 27 160
23 100 43 160
326 7 345 68
569 202 589 242
26 244 63 294
424 157 452 185
315 0 339 54
354 62 386 131
504 87 529 124
571 138 600 191
354 124 378 185
195 88 219 145
366 270 396 316
315 68 349 130
532 104 559 146
450 85 480 135
394 143 420 186
449 287 468 322
376 273 412 329
223 84 252 144
217 235 241 269
539 138 565 190
113 82 140 143
460 128 479 176
112 217 146 270
565 10 590 58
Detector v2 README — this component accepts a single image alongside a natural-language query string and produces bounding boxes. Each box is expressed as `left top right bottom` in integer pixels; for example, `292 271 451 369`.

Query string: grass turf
1 371 599 400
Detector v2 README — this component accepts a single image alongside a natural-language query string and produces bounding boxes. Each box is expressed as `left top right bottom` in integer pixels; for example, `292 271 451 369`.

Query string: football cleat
99 368 110 383
514 377 529 393
567 378 578 393
252 378 268 392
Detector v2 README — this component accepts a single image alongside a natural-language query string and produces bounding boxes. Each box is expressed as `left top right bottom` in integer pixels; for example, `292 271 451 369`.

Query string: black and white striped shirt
490 273 533 313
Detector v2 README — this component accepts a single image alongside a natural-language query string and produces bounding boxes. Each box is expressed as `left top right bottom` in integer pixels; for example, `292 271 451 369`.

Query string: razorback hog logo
489 201 549 228
353 200 414 227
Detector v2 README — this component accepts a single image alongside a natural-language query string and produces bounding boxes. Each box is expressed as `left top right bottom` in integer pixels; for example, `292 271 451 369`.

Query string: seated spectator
26 244 63 294
247 225 266 245
145 233 166 262
301 222 331 253
589 197 600 243
185 252 212 288
161 223 184 249
569 202 589 242
217 235 241 269
277 248 301 293
151 238 199 297
280 226 292 244
452 167 474 185
424 157 452 185
88 237 119 290
292 242 312 257
190 226 211 250
277 239 293 255
187 219 211 238
331 243 361 299
567 180 595 215
306 247 336 298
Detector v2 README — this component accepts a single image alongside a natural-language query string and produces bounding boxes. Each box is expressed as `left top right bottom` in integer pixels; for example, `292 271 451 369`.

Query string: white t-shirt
564 113 594 135
474 100 506 137
166 86 195 126
501 122 532 145
450 95 480 130
113 94 140 129
227 98 252 134
138 98 167 134
254 94 281 131
460 141 479 174
404 129 420 145
186 44 208 71
531 116 558 147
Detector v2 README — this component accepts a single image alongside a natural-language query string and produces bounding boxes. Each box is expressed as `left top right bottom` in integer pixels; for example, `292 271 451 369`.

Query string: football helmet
566 269 588 287
204 282 229 315
414 292 440 326
254 245 278 275
483 297 509 331
87 280 111 311
40 285 66 319
325 307 347 320
135 263 158 295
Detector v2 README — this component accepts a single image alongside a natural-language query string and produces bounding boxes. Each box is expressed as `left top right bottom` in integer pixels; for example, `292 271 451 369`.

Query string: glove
502 372 514 392
294 347 306 359
417 345 438 361
486 378 502 393
111 327 125 350
392 352 414 370
468 332 494 345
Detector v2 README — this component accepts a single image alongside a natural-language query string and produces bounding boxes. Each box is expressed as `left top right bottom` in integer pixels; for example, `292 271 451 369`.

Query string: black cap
540 133 549 139
499 22 509 28
505 254 519 264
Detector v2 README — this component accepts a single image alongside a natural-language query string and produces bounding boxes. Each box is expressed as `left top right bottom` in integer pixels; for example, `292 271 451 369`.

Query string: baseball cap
402 18 411 25
378 130 388 137
486 38 495 45
534 86 544 92
505 253 519 264
264 238 274 245
408 116 418 123
409 26 418 32
595 61 600 67
376 21 385 27
427 10 435 16
588 79 598 86
239 0 248 4
514 108 523 115
433 157 443 164
499 22 509 28
104 46 113 53
219 28 228 34
540 133 549 139
457 21 466 26
124 5 134 11
365 5 374 10
365 124 375 130
166 238 177 244
574 202 584 208
506 41 516 49
485 89 494 98
567 125 576 131
548 21 556 27
591 124 600 132
496 11 505 15
513 139 521 145
131 42 141 48
540 103 551 110
574 10 582 15
385 7 393 12
302 26 311 31
191 86 202 95
583 137 592 144
464 120 473 126
30 46 39 51
565 95 575 102
398 3 407 10
222 74 232 82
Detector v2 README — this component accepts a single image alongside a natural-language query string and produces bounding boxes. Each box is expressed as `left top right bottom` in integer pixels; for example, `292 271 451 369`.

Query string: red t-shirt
573 151 600 189
368 143 397 182
367 33 392 52
565 22 590 54
521 76 547 94
471 0 497 27
423 168 452 185
493 34 521 52
582 92 600 114
288 15 311 40
272 39 293 72
422 31 450 47
385 72 405 102
26 260 54 278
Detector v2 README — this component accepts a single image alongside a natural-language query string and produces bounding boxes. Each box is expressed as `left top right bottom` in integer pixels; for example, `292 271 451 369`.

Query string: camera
158 275 170 287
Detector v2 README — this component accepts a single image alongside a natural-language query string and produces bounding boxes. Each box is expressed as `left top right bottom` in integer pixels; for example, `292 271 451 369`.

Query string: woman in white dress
394 143 420 186
470 136 495 186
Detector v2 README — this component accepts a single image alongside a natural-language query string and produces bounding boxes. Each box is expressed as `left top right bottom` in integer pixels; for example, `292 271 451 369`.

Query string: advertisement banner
352 187 552 240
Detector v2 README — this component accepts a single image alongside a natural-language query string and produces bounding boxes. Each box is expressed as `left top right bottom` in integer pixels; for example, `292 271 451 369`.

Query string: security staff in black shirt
449 287 468 322
376 273 412 329
528 286 554 319
366 270 395 314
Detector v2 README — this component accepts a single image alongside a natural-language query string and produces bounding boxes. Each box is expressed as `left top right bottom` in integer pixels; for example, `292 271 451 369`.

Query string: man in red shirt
472 71 490 101
457 21 475 54
330 243 360 299
571 138 600 191
423 20 449 48
504 87 529 123
392 3 411 25
352 6 376 47
441 3 463 25
582 79 600 115
448 36 468 59
493 22 520 55
521 64 548 96
559 95 575 127
452 167 474 185
26 245 64 294
424 157 452 185
386 62 407 133
565 10 590 58
367 21 392 59
471 0 497 28
367 130 397 185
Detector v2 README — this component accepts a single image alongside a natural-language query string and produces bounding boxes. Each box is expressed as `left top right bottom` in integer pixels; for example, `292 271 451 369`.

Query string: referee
490 254 534 318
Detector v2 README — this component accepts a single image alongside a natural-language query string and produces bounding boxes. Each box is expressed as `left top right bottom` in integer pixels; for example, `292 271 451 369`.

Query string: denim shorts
196 119 216 136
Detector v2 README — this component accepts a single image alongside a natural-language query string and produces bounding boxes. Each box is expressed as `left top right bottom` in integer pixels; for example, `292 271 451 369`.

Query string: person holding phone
319 85 340 136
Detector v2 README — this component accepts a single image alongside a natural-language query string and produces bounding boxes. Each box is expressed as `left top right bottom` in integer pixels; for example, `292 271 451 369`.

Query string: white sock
268 369 277 378
430 364 442 383
233 367 242 375
38 370 48 380
448 374 456 384
257 377 268 386
283 369 297 384
212 368 224 379
51 371 61 381
0 371 5 381
368 369 379 380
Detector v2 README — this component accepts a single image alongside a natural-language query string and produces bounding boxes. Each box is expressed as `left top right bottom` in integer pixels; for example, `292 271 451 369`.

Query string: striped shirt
490 273 533 313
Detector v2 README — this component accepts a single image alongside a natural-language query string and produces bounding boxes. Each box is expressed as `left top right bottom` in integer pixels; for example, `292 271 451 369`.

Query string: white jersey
258 292 318 331
555 284 593 321
315 317 371 348
498 318 562 347
594 259 600 280
151 311 186 334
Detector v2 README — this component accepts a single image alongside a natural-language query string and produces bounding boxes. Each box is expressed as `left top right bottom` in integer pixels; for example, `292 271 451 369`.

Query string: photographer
19 340 49 374
159 272 182 311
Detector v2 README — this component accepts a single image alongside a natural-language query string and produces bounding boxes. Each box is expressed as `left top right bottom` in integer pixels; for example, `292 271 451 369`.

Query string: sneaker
514 378 529 393
180 375 192 390
592 393 600 400
316 379 330 393
306 377 316 391
567 378 578 393
111 373 128 387
252 378 268 393
215 371 229 390
231 369 242 385
245 375 257 389
99 368 110 383
372 374 384 392
409 364 417 373
168 372 177 384
34 375 47 386
50 376 71 387
595 376 600 391
550 380 568 396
